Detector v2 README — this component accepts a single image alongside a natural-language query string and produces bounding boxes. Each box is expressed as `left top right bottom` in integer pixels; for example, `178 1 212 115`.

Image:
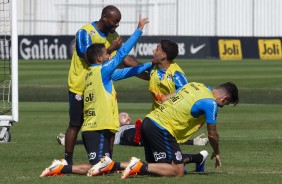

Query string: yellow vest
148 62 185 110
81 65 119 132
146 82 215 143
68 23 119 95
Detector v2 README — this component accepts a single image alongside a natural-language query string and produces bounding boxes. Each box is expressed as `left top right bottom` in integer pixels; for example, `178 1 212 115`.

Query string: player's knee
69 121 82 129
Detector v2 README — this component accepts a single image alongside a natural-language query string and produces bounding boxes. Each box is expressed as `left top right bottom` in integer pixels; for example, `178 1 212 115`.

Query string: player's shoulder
197 98 217 108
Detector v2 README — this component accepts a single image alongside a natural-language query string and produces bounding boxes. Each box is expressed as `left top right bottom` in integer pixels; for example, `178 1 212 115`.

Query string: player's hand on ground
108 37 123 53
137 15 149 30
211 152 221 169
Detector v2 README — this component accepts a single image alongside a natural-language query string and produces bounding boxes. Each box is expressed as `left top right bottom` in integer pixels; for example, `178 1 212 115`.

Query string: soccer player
64 5 145 165
40 16 149 177
87 82 239 178
145 40 188 110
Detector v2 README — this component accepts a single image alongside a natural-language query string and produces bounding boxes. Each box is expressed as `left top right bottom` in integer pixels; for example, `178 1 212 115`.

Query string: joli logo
218 40 242 60
258 39 282 60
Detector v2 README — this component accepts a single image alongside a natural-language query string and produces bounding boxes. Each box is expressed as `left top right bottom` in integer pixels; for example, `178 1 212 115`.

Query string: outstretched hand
211 152 222 169
137 15 149 30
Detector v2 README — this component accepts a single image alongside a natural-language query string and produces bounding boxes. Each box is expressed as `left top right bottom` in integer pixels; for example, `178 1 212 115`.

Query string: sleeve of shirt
76 29 92 58
101 29 143 82
197 99 218 124
173 71 188 90
111 62 152 81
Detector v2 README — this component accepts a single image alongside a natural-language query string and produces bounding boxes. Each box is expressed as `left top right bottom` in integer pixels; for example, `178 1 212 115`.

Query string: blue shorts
82 130 115 165
68 91 84 127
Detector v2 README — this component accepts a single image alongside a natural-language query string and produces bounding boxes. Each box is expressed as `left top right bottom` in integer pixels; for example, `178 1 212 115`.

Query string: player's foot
121 157 143 179
134 118 142 145
40 159 67 177
87 156 114 176
196 150 208 172
56 133 65 145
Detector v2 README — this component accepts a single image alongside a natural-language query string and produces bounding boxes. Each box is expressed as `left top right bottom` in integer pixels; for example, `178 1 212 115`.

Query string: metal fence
18 0 282 36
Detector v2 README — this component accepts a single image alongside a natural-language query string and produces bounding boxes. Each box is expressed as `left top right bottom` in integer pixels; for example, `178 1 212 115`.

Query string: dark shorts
141 117 183 164
120 128 138 146
82 130 115 165
69 91 84 127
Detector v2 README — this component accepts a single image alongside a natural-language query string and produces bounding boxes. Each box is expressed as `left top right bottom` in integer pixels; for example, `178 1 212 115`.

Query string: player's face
99 48 110 63
213 88 230 108
152 43 166 64
215 94 230 108
103 12 121 33
119 112 131 126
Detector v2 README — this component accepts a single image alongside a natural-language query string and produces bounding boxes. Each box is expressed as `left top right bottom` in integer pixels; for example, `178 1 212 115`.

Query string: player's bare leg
64 126 80 165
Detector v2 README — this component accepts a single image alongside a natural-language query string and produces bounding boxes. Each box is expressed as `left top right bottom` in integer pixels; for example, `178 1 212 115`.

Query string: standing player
87 82 239 178
40 16 149 177
64 5 144 165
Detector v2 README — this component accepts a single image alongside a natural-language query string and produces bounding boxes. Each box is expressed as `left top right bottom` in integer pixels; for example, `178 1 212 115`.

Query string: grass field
1 59 282 183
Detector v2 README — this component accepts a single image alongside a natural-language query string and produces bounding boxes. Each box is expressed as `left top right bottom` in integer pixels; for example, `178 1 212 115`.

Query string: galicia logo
190 44 206 54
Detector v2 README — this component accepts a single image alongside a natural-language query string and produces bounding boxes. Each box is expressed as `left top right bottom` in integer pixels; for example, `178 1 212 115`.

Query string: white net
0 0 12 115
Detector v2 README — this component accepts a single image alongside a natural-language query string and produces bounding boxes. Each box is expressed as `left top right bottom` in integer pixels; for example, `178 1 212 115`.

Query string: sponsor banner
121 36 211 59
17 36 75 60
258 39 282 60
1 36 281 60
218 39 242 60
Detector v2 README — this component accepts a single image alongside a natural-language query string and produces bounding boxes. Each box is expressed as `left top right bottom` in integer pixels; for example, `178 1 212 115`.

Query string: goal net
0 0 18 142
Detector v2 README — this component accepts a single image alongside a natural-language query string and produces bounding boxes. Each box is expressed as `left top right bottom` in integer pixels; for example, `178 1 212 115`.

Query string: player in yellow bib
148 40 188 110
86 82 239 178
64 5 145 165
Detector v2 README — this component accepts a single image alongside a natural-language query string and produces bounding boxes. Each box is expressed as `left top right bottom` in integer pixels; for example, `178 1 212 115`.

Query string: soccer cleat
121 157 143 179
56 133 65 146
195 150 208 172
40 159 68 177
87 156 114 176
133 118 142 145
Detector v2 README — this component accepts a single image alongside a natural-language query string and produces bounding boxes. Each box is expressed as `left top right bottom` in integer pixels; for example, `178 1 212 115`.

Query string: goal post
0 0 18 143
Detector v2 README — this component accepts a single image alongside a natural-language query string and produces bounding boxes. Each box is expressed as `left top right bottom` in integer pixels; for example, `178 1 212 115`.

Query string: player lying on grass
40 16 150 177
85 82 239 178
57 112 209 146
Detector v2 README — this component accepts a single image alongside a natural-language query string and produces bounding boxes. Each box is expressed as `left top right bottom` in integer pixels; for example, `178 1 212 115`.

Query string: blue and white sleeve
174 71 188 90
101 29 143 78
75 29 92 58
112 62 152 81
192 99 218 124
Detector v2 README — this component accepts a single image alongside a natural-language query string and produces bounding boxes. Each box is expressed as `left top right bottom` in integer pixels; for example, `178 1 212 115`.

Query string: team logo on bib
90 30 95 35
167 74 172 81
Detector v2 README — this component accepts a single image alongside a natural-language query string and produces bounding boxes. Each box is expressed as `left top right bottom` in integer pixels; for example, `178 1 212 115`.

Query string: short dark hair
101 5 120 17
160 40 179 61
219 82 239 106
87 44 105 64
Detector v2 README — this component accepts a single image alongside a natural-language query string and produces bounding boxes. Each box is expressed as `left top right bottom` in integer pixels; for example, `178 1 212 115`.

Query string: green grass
1 59 282 183
1 102 282 184
19 59 282 103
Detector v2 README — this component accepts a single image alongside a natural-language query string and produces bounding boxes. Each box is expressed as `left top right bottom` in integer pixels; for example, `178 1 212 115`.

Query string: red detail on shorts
134 118 142 145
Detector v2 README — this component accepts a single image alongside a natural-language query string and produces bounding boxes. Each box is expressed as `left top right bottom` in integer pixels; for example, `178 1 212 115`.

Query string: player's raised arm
101 17 149 76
